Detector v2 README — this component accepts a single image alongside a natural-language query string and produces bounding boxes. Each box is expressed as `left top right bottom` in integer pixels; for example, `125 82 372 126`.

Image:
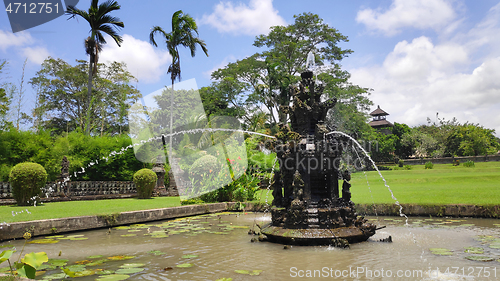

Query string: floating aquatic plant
234 269 262 275
119 263 145 268
95 274 130 280
465 256 495 262
429 248 453 256
464 247 484 254
115 267 144 274
176 263 193 268
181 254 198 259
107 256 135 261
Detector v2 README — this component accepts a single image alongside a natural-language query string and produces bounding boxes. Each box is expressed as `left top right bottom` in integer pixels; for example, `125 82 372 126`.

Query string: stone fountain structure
260 70 377 246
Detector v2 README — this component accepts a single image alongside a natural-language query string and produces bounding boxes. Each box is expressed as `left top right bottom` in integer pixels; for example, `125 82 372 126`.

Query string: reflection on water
2 213 500 280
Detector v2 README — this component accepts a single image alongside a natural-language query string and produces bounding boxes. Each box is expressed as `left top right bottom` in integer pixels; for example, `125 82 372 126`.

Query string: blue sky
1 0 500 135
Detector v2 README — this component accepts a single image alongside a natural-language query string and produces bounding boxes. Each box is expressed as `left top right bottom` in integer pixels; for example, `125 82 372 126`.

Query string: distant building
369 105 393 134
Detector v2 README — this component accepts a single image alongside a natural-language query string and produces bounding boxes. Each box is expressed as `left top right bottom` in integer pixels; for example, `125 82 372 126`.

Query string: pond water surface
2 213 500 281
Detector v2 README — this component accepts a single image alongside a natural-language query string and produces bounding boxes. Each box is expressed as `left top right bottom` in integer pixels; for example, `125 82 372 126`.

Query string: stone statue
151 155 166 189
60 156 69 180
342 170 351 202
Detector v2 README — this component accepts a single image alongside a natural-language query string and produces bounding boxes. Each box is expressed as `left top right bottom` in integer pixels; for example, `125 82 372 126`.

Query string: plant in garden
133 169 157 199
453 159 460 166
9 162 47 206
0 232 48 279
398 159 404 167
425 161 434 169
463 160 475 168
403 165 412 170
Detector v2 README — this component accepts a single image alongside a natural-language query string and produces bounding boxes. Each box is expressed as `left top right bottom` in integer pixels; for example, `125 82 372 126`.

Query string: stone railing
0 181 136 199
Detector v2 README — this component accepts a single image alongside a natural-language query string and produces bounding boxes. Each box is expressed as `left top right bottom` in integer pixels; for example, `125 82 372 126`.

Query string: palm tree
66 0 124 135
150 10 208 159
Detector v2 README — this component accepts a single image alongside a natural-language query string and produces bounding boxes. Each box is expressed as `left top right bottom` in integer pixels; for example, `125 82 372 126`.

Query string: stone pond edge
2 202 500 241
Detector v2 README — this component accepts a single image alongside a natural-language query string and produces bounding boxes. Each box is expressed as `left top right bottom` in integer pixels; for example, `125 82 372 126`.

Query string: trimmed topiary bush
398 159 404 167
189 155 220 182
425 161 434 169
9 162 47 206
463 160 475 167
133 168 157 199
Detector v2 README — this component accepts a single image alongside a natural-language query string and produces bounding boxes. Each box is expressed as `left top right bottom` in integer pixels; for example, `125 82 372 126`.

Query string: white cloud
200 0 286 36
22 47 50 64
99 34 171 84
0 30 33 51
356 0 457 36
204 55 237 79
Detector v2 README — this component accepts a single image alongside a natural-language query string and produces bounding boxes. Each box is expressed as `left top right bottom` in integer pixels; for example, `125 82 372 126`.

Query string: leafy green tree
445 123 499 156
30 57 140 135
392 122 413 159
212 13 371 131
66 0 124 135
149 10 208 157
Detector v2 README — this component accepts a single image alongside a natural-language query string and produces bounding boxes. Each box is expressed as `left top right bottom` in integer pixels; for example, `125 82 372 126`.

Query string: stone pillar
152 155 167 196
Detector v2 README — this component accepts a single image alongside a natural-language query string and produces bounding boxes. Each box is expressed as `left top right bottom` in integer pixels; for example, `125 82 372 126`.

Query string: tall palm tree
66 0 124 135
150 10 208 159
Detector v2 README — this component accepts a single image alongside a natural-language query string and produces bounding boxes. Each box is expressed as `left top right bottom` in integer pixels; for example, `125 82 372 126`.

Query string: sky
1 0 500 136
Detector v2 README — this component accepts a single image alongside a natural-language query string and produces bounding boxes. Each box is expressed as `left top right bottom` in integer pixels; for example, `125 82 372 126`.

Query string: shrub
425 161 434 169
133 169 157 199
403 165 412 170
463 160 475 167
453 159 460 166
180 198 205 205
189 155 220 181
9 162 47 206
398 160 404 167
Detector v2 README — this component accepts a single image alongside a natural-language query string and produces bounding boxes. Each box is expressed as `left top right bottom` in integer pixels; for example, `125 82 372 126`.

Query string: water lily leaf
38 264 57 270
75 260 92 265
127 230 142 232
22 252 48 269
176 263 193 268
119 263 145 268
69 237 88 241
215 278 232 281
464 247 484 254
235 270 250 274
96 274 130 281
250 270 263 276
87 255 104 259
429 248 453 256
120 234 137 237
114 226 130 230
17 264 36 279
115 268 144 274
66 264 86 272
47 259 69 267
28 239 59 244
147 250 166 256
96 269 115 275
0 249 15 263
67 234 85 238
229 225 248 229
42 272 67 279
465 256 495 262
107 256 135 261
460 224 475 227
181 255 198 259
87 259 108 266
72 269 96 277
489 244 500 249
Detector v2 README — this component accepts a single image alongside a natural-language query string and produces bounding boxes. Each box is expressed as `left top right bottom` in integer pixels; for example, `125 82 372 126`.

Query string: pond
2 213 500 280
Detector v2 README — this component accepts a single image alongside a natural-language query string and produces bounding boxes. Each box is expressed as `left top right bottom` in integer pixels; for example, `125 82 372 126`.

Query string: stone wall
401 155 500 165
0 181 136 199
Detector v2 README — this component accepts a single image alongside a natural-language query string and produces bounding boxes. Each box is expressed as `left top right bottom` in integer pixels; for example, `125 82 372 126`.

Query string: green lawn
2 161 499 223
255 161 500 206
1 197 181 223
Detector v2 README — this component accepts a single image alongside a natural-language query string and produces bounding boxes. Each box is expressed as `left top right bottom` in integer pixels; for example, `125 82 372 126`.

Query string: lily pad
489 244 500 249
120 234 137 237
75 260 92 265
66 264 86 272
47 259 69 267
215 278 232 281
38 264 57 270
69 237 88 241
176 263 193 268
95 274 130 280
42 272 67 280
108 256 135 261
28 239 59 244
113 226 130 230
181 255 198 259
87 255 104 259
96 270 115 275
465 256 495 262
464 247 484 254
87 259 107 266
67 234 85 238
147 250 166 256
234 270 250 274
119 263 145 268
115 268 144 274
429 248 453 256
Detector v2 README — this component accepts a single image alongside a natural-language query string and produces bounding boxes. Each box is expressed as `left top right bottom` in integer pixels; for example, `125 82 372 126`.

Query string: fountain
260 68 377 246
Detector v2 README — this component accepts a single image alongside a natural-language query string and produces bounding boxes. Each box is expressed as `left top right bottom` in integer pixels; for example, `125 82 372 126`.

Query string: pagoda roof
370 105 389 116
369 119 394 128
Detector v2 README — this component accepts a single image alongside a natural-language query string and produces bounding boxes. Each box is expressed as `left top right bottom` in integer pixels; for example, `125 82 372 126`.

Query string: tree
66 0 124 135
445 123 499 156
212 13 370 130
149 10 208 157
30 57 140 135
0 59 12 130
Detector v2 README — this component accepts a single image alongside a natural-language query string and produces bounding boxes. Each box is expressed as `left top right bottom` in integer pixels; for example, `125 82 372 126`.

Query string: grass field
2 161 499 223
1 197 181 223
255 161 500 206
